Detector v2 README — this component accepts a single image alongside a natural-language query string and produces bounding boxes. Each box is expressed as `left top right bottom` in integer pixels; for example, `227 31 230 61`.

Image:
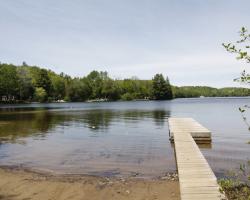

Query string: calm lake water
0 98 250 178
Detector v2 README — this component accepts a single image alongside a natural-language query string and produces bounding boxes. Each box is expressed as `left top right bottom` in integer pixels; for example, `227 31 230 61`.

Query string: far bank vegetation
1 62 250 103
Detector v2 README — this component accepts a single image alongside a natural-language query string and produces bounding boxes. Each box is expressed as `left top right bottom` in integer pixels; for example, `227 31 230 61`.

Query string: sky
0 0 250 87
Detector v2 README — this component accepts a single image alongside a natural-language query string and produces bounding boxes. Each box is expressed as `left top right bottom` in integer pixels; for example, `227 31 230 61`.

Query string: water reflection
152 110 168 127
0 106 175 177
0 111 69 141
1 98 250 177
0 109 170 143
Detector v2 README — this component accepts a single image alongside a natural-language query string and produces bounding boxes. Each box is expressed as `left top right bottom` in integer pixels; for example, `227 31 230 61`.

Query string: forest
0 62 250 103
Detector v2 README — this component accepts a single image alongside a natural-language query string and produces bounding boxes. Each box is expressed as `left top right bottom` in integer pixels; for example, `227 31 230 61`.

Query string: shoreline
1 96 250 105
0 166 180 200
0 165 178 180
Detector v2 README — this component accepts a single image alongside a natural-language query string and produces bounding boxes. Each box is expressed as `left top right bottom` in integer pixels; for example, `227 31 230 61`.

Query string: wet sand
0 167 180 200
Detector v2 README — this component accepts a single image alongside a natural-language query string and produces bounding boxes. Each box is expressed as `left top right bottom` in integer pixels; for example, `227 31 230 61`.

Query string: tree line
1 62 250 103
172 86 250 98
0 63 172 102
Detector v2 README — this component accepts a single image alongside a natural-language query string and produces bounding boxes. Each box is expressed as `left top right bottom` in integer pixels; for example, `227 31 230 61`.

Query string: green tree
48 72 65 100
67 78 92 101
2 63 250 103
30 68 52 97
121 92 135 101
63 74 72 101
86 71 104 99
152 74 173 100
0 64 19 101
34 87 47 102
102 78 120 100
17 66 34 101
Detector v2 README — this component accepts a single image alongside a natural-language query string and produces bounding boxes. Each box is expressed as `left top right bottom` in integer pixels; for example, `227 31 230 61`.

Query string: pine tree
152 74 173 100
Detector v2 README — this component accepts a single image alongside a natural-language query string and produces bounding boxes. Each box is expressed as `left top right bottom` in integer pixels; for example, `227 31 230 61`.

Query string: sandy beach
0 167 180 200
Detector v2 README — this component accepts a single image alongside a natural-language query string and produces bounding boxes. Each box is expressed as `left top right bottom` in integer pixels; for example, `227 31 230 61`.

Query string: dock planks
169 118 211 143
168 118 226 200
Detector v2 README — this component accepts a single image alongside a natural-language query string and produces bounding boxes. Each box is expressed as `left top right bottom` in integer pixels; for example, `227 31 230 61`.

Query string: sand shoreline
0 166 180 200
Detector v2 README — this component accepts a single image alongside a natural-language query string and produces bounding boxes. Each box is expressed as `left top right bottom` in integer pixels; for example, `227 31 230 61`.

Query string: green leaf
239 107 246 113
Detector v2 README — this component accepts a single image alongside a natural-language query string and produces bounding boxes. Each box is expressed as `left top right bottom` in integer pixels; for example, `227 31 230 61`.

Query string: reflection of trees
0 109 171 142
121 110 170 127
153 110 170 127
0 111 71 141
78 110 114 131
67 110 171 132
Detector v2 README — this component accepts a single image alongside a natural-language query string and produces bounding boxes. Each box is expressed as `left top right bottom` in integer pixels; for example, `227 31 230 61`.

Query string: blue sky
0 0 250 87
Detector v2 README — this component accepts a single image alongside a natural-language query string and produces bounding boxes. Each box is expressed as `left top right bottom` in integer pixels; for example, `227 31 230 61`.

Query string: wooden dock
169 118 211 143
168 118 226 200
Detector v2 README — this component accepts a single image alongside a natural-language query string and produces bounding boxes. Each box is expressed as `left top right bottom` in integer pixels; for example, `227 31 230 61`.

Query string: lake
0 98 249 178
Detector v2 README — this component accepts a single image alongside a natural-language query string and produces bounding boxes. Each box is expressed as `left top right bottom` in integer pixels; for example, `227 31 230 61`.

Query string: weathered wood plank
168 118 226 200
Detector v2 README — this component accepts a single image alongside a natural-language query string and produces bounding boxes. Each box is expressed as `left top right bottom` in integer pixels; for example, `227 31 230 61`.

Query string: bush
121 93 135 101
34 87 47 102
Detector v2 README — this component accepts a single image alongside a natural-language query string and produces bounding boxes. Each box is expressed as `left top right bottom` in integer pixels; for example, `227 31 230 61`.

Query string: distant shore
1 95 250 105
0 166 180 200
